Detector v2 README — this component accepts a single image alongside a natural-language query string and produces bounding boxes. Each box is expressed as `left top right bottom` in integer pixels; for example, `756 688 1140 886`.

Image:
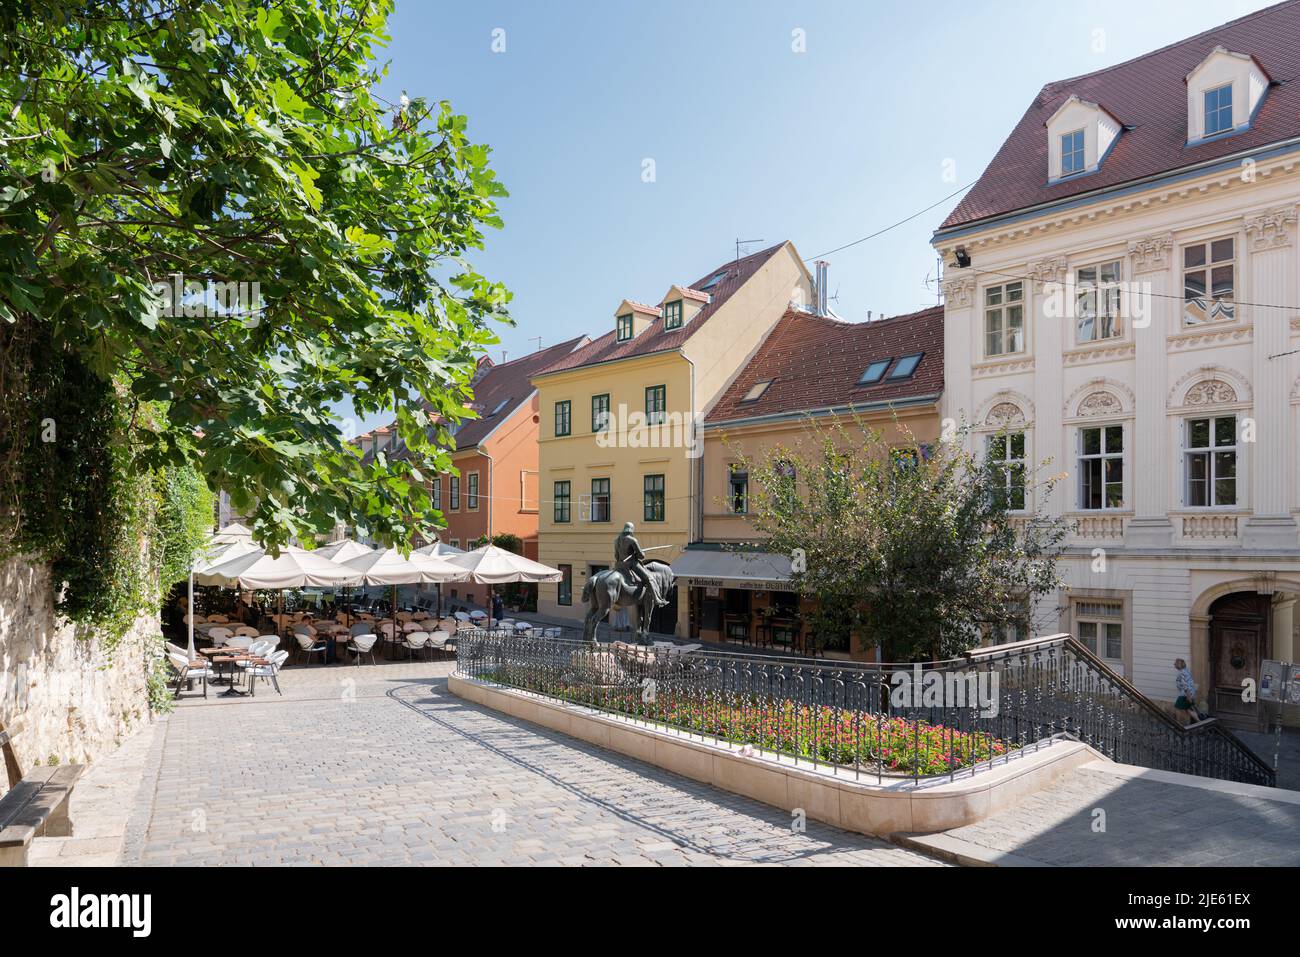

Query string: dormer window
616 314 633 341
1044 95 1120 182
1060 129 1085 177
1185 47 1269 143
1204 84 1233 136
663 300 683 330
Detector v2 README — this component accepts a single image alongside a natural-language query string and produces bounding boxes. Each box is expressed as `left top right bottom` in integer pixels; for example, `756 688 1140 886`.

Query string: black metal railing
454 629 1275 788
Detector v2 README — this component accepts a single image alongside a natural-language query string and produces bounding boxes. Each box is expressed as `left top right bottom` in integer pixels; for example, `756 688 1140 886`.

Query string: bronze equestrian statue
582 522 674 645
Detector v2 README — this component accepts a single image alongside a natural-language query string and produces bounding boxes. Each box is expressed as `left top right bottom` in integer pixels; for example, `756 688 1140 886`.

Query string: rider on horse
614 522 666 609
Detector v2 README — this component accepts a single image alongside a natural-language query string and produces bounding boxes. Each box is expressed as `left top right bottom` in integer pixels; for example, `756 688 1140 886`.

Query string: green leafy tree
0 0 510 551
734 418 1069 661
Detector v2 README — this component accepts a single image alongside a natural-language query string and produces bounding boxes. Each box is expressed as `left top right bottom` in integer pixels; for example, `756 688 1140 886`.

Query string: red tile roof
706 306 943 424
383 336 589 462
537 242 790 376
939 1 1300 232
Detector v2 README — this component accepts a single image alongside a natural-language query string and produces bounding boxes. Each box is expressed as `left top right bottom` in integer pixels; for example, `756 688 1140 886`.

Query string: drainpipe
482 448 494 541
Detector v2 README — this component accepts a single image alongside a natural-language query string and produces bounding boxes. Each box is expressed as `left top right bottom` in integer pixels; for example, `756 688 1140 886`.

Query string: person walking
1173 658 1204 724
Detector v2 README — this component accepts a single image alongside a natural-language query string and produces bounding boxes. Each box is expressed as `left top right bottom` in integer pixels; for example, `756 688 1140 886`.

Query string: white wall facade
936 151 1300 710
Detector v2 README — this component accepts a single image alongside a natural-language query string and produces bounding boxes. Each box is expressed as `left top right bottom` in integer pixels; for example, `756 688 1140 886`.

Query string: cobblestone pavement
124 660 941 866
931 764 1300 866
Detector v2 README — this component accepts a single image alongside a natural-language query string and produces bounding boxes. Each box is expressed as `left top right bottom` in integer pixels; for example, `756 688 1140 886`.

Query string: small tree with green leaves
734 417 1069 661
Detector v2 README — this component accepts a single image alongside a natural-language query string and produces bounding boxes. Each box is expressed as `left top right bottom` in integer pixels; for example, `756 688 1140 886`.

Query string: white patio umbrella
184 528 260 658
312 540 375 626
340 548 465 645
413 541 465 614
443 545 562 630
195 546 361 651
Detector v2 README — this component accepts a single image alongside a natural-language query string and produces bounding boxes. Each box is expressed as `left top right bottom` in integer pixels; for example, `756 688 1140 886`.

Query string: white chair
207 627 233 645
294 631 327 665
543 627 563 639
168 652 215 699
396 611 413 623
207 614 229 624
400 631 430 660
469 610 487 621
234 625 260 637
165 641 187 658
246 650 289 696
412 612 429 622
226 636 254 651
401 620 423 633
246 638 276 657
347 633 379 665
256 634 281 649
514 621 533 634
427 631 450 660
454 611 471 622
348 622 372 638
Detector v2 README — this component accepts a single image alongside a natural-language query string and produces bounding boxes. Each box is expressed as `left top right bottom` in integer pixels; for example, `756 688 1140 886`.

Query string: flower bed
481 669 1014 777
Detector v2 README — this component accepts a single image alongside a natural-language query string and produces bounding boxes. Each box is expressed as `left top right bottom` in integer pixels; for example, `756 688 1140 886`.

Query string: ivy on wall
0 317 213 649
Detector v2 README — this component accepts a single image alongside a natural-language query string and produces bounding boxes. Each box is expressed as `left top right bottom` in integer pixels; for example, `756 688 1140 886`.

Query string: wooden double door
1209 592 1272 731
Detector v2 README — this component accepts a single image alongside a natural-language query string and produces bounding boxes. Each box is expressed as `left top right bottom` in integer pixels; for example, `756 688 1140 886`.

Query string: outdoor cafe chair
401 620 423 633
400 631 430 660
347 633 378 665
165 641 187 658
294 631 327 666
292 622 316 637
542 628 563 639
207 614 229 623
256 634 281 649
234 625 260 637
427 631 450 660
168 652 214 699
246 650 289 696
207 627 233 645
513 621 533 634
453 611 470 622
396 611 413 623
469 609 487 621
348 622 372 638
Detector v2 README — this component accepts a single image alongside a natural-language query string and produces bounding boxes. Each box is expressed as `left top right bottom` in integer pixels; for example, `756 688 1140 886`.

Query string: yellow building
532 242 814 633
675 304 944 659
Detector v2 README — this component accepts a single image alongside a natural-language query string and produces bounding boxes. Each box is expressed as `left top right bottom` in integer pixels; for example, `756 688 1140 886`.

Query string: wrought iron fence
454 628 1275 788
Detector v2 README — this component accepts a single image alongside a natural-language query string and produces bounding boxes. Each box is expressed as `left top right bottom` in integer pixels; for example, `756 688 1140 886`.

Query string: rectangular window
987 431 1026 511
1204 84 1233 136
728 464 749 514
431 477 441 511
645 385 666 425
1183 238 1235 326
592 393 610 432
449 475 460 510
984 281 1024 357
1076 600 1124 667
616 314 633 341
557 564 573 606
663 300 683 330
1078 425 1124 510
554 399 571 437
590 478 610 523
450 538 460 549
643 474 665 522
1061 128 1085 176
467 472 479 510
1076 261 1122 342
553 480 571 523
1185 415 1237 507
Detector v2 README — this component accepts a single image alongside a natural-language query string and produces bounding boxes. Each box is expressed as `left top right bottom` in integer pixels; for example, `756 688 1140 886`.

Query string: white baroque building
933 3 1300 729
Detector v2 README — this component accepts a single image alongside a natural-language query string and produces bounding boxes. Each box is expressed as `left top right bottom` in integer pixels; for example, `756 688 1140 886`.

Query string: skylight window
889 353 923 379
857 359 891 385
741 379 772 403
700 271 728 290
489 398 510 416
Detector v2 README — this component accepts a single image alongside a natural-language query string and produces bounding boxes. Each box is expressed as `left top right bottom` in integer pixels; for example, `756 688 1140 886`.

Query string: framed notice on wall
1259 659 1290 703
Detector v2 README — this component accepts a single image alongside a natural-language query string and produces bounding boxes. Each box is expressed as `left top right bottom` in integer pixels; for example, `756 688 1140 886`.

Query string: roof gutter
932 134 1300 244
703 392 942 431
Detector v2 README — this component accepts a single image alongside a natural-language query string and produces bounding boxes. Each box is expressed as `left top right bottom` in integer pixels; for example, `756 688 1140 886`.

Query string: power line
804 181 978 262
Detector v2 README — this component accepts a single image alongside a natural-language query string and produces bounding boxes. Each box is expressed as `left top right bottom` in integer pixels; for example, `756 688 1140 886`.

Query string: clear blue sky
354 0 1271 431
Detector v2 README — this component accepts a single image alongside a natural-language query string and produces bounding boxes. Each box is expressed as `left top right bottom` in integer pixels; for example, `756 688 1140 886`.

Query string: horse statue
581 560 675 646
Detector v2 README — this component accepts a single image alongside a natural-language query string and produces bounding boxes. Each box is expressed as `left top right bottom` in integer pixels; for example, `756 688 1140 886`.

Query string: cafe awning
670 548 792 590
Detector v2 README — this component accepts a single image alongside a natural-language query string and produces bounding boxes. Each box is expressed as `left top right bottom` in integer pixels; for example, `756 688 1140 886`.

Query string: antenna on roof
735 238 764 262
529 336 542 353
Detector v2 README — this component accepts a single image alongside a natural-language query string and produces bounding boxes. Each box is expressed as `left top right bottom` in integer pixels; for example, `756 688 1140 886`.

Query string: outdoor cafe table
199 647 262 697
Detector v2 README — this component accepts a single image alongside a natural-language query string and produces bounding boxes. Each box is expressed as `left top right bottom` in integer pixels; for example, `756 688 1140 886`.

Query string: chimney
814 260 829 317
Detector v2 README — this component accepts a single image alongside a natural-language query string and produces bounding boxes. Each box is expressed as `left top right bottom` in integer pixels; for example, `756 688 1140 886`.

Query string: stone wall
0 554 158 792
